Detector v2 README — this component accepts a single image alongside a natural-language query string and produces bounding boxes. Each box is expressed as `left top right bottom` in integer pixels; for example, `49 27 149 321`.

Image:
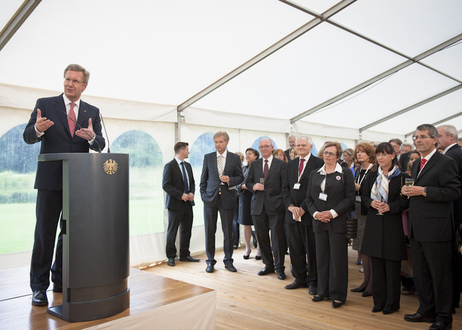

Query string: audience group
163 124 462 330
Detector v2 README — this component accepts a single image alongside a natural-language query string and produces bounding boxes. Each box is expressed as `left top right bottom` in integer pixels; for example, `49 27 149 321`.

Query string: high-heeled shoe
350 287 365 293
255 255 262 260
362 291 372 297
243 251 251 259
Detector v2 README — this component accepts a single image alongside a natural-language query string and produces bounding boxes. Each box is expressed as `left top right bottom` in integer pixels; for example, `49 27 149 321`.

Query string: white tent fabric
1 0 461 269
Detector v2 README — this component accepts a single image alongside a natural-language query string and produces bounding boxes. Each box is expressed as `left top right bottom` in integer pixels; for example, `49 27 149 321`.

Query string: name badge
293 183 301 190
355 195 361 203
318 192 328 201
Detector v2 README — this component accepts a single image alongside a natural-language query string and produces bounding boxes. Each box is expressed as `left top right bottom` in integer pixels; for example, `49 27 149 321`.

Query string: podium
38 153 130 322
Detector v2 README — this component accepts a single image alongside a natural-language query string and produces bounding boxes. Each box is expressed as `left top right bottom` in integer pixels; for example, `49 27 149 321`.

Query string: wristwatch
422 187 427 197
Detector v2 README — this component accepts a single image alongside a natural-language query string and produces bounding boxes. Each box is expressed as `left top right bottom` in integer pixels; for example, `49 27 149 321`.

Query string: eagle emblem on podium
103 159 118 175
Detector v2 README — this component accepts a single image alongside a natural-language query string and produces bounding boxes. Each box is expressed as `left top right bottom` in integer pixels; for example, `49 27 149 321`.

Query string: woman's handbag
346 209 358 239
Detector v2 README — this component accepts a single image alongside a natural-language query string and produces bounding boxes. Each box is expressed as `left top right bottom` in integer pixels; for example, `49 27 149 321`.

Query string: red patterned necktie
420 158 427 170
298 158 305 178
263 159 269 181
68 102 76 137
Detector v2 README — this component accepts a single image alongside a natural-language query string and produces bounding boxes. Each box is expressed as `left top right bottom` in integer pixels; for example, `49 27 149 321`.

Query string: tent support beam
404 111 462 138
360 84 462 133
0 0 41 52
290 33 462 124
176 0 356 113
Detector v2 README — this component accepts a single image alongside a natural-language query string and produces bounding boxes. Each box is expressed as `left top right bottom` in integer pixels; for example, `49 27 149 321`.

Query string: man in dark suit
162 142 199 267
284 134 296 161
437 124 462 314
282 136 323 293
246 138 288 279
200 131 243 273
23 64 105 306
399 143 413 171
402 124 460 330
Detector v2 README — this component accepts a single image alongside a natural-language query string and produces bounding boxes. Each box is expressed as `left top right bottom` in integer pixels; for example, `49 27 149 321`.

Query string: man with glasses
283 136 323 293
402 124 460 330
23 64 105 306
437 125 462 316
246 138 288 279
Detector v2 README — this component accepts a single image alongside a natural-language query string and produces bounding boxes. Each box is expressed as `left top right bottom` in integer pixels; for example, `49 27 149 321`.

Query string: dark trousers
410 237 453 324
30 189 63 291
371 257 401 310
287 222 317 285
232 202 240 247
166 203 193 259
315 230 348 302
204 196 234 262
253 208 285 270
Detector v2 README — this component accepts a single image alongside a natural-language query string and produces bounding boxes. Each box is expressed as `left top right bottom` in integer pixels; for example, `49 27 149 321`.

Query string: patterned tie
68 102 76 137
420 158 427 170
298 158 305 178
263 159 269 181
181 162 189 194
217 155 224 177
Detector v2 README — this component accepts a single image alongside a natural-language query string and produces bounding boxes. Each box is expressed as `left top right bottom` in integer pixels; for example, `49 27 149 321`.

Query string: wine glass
376 196 384 215
405 178 414 199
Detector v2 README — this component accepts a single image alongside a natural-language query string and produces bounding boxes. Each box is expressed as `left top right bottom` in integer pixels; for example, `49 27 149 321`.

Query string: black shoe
350 287 365 293
404 312 436 323
225 262 237 272
372 306 383 313
285 280 308 290
167 257 175 266
312 295 327 302
309 285 317 295
243 252 251 260
32 290 48 306
332 300 343 308
362 291 372 297
255 255 262 260
179 255 200 262
206 263 214 273
429 321 452 330
277 269 286 280
258 267 274 276
382 308 398 315
53 283 62 293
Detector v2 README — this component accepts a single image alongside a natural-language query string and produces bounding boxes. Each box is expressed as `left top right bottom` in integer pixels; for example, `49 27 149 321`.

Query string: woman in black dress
306 142 355 308
237 148 260 259
361 142 408 315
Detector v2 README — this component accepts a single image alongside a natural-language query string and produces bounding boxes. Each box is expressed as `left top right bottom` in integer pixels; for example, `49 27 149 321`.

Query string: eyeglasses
259 145 272 149
64 78 85 85
412 135 431 141
323 151 337 157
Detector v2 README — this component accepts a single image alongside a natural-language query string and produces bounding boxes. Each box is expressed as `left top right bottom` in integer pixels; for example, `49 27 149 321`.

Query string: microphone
64 111 102 153
100 113 111 153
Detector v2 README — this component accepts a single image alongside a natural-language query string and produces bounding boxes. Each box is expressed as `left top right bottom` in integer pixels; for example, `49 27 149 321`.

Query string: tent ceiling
1 0 461 139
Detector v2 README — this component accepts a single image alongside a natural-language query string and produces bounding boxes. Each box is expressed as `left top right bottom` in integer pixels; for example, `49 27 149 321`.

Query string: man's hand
35 109 54 133
220 175 230 184
75 118 95 140
253 183 264 191
401 185 425 197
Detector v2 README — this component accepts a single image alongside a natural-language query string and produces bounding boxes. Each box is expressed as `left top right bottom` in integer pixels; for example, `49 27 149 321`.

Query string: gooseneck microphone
100 113 110 153
64 111 102 153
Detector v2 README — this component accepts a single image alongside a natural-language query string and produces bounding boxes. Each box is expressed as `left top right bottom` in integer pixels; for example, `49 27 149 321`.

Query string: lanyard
355 163 372 187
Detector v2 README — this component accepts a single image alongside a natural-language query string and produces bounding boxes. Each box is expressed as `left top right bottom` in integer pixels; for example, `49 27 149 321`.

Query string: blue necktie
181 162 189 194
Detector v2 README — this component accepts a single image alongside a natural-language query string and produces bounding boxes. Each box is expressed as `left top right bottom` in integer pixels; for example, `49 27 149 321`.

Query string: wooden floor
144 246 462 330
0 267 213 329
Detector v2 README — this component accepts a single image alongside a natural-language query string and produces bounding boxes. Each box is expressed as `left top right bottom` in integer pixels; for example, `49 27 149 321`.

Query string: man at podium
23 64 105 306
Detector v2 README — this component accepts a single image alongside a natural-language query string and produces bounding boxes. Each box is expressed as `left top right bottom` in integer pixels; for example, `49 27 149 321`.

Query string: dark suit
361 171 409 311
408 150 460 324
306 166 355 302
200 151 243 263
444 144 462 310
282 155 323 285
284 148 291 162
399 151 411 172
162 158 195 259
246 156 288 271
23 94 105 291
